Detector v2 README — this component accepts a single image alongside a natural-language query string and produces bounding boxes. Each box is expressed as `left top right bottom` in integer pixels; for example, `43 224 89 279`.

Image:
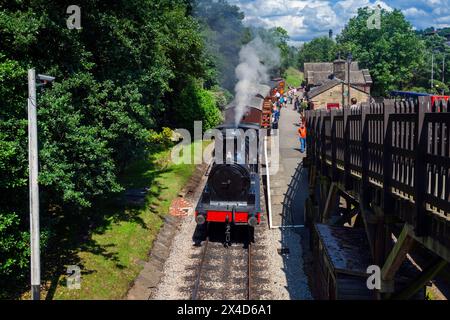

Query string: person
298 121 307 153
279 95 285 108
350 98 359 111
272 106 280 129
294 97 300 111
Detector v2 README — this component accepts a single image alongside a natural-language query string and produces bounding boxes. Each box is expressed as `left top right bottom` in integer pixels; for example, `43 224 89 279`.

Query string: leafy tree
298 37 337 70
412 33 450 93
193 0 246 91
336 7 426 96
0 0 223 289
172 78 223 132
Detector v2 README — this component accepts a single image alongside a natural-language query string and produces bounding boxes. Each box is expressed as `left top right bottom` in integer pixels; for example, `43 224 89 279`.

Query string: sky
227 0 450 45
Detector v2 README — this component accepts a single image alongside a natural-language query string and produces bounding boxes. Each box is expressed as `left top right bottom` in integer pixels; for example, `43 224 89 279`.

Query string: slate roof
307 78 368 99
307 79 342 98
305 62 372 86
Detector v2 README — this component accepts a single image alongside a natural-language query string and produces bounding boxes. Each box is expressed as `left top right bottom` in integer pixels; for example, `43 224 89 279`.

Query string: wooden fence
305 97 449 244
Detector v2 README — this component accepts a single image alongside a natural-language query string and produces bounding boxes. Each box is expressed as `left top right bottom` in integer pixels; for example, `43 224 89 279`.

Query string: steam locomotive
195 81 284 238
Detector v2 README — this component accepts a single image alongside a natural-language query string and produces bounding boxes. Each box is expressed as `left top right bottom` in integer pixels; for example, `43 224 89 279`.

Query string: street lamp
28 69 55 300
347 53 353 106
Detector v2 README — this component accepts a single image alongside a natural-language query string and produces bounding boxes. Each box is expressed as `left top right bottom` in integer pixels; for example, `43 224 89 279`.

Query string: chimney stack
333 59 346 81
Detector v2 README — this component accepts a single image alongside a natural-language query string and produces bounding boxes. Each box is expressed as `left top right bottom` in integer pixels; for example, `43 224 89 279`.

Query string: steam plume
233 37 280 125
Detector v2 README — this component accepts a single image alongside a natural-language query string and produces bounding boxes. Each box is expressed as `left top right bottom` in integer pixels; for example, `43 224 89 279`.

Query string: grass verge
284 67 304 88
25 141 204 300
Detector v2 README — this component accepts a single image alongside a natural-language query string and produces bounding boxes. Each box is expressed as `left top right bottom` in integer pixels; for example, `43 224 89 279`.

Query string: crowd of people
271 86 309 154
270 84 363 155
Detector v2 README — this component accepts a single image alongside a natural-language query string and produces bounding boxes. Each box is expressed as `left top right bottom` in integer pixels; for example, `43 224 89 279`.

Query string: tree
412 33 450 93
336 7 426 96
193 0 246 91
297 37 337 70
0 0 222 289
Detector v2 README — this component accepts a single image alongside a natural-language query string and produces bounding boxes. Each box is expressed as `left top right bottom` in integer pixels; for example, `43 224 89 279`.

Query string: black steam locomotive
195 83 279 238
195 123 262 229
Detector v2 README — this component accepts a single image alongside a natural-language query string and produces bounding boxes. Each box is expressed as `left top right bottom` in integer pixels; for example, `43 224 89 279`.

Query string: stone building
304 60 373 109
307 79 370 110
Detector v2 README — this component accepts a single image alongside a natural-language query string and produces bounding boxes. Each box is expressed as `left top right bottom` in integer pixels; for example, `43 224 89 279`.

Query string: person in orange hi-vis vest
298 122 307 153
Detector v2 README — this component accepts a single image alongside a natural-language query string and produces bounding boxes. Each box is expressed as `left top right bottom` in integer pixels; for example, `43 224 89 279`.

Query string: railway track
191 235 254 300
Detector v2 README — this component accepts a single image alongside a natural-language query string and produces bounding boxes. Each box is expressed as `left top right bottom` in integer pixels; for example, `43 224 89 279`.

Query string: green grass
28 141 206 300
284 67 304 88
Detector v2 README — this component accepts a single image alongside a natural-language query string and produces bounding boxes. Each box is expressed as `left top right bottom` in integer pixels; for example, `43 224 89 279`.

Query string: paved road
269 102 308 228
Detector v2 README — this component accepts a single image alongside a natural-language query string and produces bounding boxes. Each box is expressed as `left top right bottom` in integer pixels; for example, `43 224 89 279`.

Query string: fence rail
306 97 449 242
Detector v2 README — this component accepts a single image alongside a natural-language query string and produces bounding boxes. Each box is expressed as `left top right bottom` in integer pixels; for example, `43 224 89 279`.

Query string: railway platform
267 102 308 228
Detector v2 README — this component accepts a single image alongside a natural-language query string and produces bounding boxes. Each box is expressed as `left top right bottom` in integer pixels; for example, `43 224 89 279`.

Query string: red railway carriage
270 78 286 96
224 84 272 128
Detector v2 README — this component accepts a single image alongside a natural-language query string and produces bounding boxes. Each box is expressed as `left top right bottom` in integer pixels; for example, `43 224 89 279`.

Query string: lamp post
28 69 55 300
347 53 353 106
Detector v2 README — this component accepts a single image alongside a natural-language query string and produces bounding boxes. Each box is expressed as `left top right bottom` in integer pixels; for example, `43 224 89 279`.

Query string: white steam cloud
233 37 280 125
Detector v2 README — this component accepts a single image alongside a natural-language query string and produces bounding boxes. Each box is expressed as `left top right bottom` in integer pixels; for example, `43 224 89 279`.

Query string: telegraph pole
443 55 446 83
443 55 446 95
28 69 40 300
27 70 55 300
347 53 352 106
431 53 434 90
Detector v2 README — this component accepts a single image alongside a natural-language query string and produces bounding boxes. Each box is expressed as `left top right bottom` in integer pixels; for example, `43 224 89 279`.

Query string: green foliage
148 127 175 148
194 0 246 90
173 78 223 132
0 212 29 278
298 37 337 70
430 80 449 95
284 67 304 88
412 33 450 94
0 0 226 289
336 8 426 96
210 86 233 110
255 27 296 74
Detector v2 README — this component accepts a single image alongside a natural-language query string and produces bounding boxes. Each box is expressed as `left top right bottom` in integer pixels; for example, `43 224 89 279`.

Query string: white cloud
403 7 427 18
228 0 450 42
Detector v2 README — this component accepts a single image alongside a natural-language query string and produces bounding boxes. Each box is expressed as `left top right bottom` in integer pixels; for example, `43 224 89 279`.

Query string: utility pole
27 70 55 300
443 55 446 83
347 53 352 106
431 53 434 90
443 55 446 95
28 69 40 300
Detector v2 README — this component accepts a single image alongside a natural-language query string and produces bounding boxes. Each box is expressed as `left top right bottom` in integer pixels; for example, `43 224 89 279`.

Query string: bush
0 212 29 280
148 127 175 148
173 78 223 132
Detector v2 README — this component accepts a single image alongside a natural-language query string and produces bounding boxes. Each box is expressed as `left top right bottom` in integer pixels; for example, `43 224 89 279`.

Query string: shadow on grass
4 147 175 300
